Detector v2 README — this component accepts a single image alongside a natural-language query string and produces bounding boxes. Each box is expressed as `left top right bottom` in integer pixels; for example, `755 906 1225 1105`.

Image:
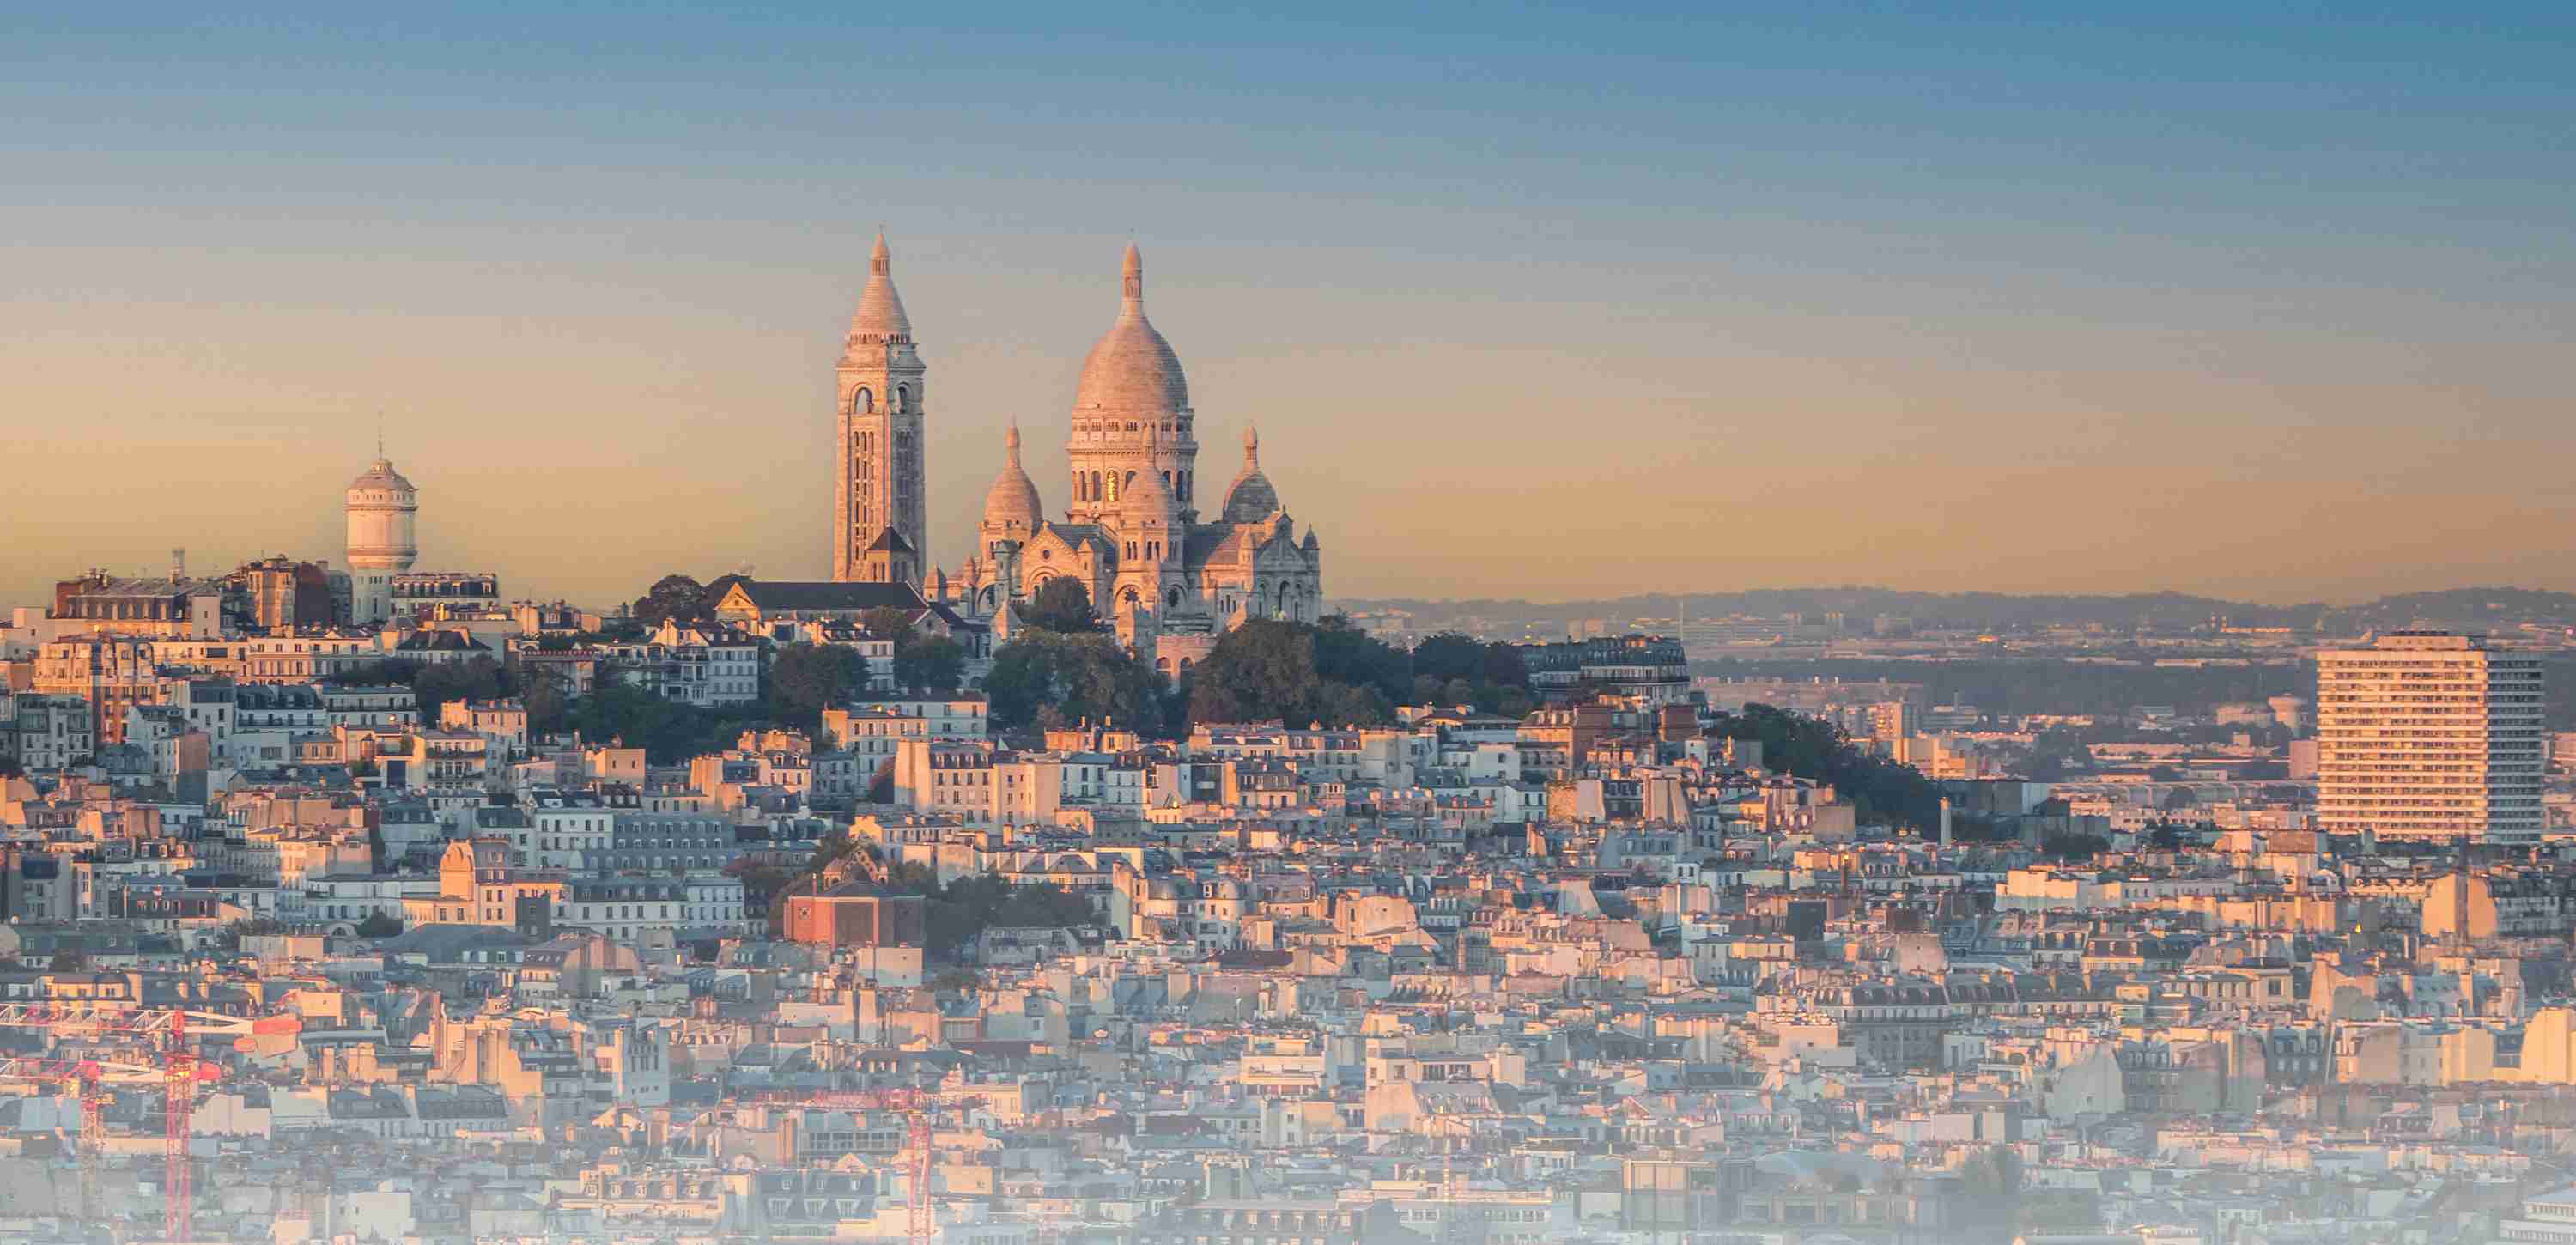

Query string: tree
1713 703 1953 835
1017 577 1106 634
354 912 404 938
519 661 572 734
1189 619 1323 725
769 642 869 734
1312 616 1409 704
1411 633 1488 686
929 967 984 994
1959 1145 2022 1199
859 606 917 641
2160 786 2198 811
985 630 1163 732
632 574 713 628
894 635 967 694
1478 642 1529 690
412 654 505 717
46 951 85 973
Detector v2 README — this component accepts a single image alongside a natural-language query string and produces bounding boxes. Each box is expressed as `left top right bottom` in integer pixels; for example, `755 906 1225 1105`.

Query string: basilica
832 238 1326 675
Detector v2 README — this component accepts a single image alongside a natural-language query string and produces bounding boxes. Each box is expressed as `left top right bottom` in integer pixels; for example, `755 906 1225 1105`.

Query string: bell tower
835 233 929 582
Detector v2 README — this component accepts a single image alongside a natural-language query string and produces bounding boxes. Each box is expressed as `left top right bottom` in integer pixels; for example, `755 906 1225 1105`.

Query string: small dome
982 425 1044 533
1072 245 1188 416
349 456 415 496
845 233 913 349
1219 425 1280 523
1123 457 1176 520
1120 423 1177 528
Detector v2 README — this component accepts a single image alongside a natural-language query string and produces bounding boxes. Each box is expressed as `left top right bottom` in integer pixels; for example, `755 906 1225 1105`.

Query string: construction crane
0 1056 155 1221
0 1005 252 1241
765 1087 957 1245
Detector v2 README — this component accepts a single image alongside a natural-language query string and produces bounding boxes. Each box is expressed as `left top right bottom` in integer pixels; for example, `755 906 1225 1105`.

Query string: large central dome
1073 244 1189 416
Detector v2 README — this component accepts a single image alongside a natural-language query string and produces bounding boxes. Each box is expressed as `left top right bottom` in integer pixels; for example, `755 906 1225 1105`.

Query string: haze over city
9 3 2576 607
24 5 2576 1245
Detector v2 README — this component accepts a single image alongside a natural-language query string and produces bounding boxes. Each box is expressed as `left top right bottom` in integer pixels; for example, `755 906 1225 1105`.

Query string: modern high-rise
2314 629 2544 843
832 233 927 586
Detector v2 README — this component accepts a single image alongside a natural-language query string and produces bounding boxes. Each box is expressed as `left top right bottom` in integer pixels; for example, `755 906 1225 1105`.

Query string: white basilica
925 245 1327 675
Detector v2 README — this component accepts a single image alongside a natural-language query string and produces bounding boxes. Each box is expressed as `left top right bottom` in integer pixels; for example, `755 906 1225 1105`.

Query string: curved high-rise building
346 453 418 624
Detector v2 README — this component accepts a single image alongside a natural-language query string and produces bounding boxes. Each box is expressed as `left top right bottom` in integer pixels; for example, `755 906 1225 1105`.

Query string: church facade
829 240 1324 677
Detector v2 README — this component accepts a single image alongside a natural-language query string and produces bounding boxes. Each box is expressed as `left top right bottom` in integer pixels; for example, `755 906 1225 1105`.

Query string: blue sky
5 3 2573 604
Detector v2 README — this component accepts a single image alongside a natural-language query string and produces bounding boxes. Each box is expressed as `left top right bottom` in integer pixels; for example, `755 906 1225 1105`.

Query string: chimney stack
171 548 185 583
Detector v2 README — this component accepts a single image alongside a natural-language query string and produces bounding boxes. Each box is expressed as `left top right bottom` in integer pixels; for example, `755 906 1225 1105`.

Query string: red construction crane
0 1005 252 1240
764 1087 957 1245
0 1056 143 1220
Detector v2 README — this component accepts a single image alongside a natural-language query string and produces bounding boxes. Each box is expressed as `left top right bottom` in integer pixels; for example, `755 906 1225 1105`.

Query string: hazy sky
7 3 2573 609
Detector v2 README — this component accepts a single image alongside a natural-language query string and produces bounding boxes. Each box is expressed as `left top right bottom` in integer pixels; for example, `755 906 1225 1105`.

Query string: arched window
1164 586 1181 609
895 385 912 412
854 388 873 415
1157 658 1173 674
1122 471 1137 496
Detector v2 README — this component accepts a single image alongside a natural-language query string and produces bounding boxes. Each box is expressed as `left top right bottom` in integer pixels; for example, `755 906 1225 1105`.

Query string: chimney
170 548 185 583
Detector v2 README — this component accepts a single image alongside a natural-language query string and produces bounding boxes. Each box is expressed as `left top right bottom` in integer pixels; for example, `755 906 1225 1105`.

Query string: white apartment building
600 620 762 708
2316 630 2545 843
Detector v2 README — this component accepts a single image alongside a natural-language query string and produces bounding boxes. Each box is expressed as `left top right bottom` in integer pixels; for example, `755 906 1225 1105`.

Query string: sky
5 3 2574 609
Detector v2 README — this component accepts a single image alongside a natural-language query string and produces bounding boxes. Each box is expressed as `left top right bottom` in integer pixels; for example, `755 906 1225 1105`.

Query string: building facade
2315 629 2545 842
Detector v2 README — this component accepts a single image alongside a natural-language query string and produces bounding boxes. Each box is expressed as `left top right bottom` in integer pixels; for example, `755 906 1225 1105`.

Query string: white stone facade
947 246 1326 675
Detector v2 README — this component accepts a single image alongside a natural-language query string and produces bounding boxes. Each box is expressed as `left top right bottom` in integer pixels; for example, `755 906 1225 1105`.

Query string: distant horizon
1327 583 2576 610
9 4 2575 607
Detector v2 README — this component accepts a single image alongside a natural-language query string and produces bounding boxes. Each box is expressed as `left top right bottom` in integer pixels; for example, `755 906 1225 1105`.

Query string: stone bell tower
835 233 928 583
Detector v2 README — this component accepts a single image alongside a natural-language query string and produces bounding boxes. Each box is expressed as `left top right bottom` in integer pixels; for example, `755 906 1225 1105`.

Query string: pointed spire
1242 423 1260 468
847 232 912 349
1005 422 1023 465
1121 243 1145 316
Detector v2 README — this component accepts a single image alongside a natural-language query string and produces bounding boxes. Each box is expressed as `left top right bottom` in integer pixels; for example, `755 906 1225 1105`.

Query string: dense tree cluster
1014 578 1108 635
1405 632 1533 715
984 629 1171 733
766 642 865 735
1710 703 1962 835
982 610 1540 737
859 608 967 694
1188 618 1393 727
630 574 717 628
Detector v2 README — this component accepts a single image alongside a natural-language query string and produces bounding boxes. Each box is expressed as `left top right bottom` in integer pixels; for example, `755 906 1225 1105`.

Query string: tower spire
847 232 912 348
1121 242 1144 314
